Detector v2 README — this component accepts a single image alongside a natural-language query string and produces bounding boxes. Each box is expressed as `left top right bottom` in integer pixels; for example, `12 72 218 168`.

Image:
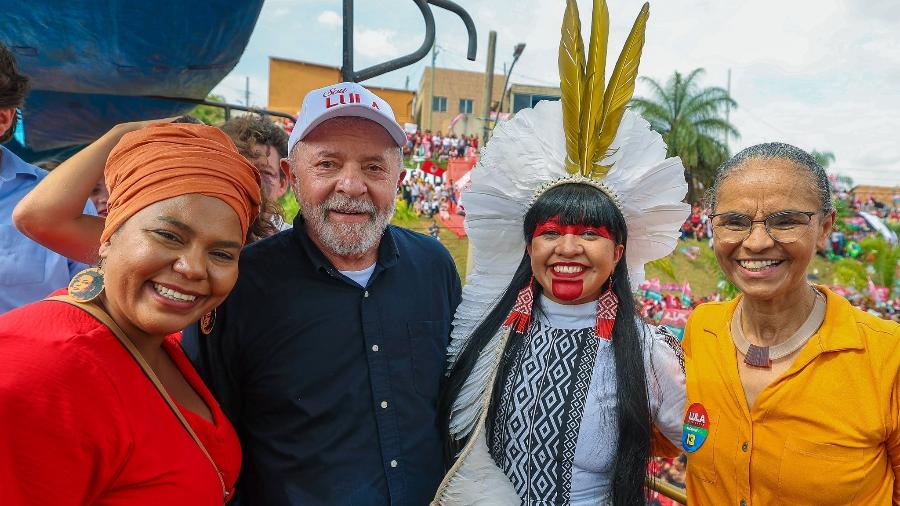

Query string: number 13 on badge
681 403 709 453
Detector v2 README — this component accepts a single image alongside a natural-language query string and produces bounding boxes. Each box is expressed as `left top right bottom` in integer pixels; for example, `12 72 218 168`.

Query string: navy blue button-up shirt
185 218 461 505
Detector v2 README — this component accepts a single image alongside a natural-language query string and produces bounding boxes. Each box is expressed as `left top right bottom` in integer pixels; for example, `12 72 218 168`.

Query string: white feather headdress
445 0 689 448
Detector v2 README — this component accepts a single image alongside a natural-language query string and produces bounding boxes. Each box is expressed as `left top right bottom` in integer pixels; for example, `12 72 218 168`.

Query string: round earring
68 267 105 303
199 309 216 335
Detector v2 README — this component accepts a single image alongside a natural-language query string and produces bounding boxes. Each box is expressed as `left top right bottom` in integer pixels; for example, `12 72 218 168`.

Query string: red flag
421 160 446 176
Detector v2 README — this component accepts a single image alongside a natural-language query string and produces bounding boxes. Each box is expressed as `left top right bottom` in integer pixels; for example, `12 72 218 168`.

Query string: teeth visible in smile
739 260 780 270
153 283 197 302
553 265 585 274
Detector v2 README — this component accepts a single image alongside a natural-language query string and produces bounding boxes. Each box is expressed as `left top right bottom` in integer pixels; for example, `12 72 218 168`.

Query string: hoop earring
68 266 105 303
595 276 618 341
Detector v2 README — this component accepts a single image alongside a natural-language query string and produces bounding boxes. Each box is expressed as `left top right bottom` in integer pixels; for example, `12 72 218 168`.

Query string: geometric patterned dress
490 319 599 504
487 297 685 505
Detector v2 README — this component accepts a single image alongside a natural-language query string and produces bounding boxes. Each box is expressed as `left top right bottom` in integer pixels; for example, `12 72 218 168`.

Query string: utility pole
725 68 731 151
481 30 497 145
428 43 439 131
245 76 250 107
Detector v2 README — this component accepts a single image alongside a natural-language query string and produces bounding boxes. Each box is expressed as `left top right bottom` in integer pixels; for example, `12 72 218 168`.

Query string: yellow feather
558 0 585 174
592 2 649 178
579 0 609 177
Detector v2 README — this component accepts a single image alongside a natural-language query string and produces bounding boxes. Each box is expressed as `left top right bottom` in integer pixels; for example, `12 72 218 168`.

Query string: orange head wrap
101 123 262 244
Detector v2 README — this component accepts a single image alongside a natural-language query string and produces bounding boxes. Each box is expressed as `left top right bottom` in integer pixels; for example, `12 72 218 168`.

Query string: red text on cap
325 93 363 108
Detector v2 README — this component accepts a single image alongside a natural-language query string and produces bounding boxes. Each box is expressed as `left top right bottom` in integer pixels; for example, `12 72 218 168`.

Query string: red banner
420 160 446 177
659 308 690 328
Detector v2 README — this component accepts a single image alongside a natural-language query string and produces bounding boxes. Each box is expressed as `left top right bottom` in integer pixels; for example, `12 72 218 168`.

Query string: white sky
213 0 900 187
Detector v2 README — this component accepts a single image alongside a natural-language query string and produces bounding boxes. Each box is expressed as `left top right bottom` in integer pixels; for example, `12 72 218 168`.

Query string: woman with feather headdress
431 1 689 504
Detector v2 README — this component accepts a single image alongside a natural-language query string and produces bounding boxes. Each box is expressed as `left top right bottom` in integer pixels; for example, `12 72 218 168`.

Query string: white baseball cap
287 82 407 154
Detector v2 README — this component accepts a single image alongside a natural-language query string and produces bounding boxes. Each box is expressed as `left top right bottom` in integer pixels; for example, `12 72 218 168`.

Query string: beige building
268 57 415 125
414 67 507 137
851 185 899 205
266 59 561 138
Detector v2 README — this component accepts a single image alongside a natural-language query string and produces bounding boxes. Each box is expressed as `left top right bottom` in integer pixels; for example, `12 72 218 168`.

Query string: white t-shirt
338 263 376 288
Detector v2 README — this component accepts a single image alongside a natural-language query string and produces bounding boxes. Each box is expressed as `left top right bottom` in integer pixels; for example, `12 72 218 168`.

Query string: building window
432 96 447 112
458 98 474 114
512 93 560 113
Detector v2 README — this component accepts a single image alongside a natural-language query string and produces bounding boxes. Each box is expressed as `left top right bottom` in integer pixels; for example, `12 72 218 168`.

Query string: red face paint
552 279 584 301
530 216 618 304
532 216 614 241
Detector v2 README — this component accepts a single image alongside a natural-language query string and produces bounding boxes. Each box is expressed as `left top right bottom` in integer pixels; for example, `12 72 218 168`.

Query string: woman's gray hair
706 142 834 214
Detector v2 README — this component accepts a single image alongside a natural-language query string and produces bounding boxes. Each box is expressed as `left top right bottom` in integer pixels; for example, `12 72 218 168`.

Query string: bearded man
186 83 461 506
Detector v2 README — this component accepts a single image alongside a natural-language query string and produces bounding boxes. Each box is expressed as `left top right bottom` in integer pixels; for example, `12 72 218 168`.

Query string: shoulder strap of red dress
43 294 228 503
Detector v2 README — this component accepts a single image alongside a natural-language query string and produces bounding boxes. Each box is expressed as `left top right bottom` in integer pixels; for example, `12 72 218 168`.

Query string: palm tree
631 69 739 203
811 150 836 170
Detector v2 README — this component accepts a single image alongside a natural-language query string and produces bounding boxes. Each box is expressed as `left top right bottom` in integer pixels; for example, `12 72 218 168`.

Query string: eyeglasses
709 210 819 244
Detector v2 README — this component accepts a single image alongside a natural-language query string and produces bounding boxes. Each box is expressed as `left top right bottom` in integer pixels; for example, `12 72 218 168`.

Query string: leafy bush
858 236 900 288
832 257 868 290
279 191 300 223
391 197 419 228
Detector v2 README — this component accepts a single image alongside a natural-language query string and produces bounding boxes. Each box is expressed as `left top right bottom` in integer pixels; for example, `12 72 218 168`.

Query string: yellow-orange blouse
683 287 900 505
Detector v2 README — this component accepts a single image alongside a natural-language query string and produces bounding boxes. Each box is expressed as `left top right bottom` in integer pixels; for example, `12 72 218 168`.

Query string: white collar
539 294 596 330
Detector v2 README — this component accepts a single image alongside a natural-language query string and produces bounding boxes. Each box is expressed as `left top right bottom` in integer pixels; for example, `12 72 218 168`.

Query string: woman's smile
148 281 205 311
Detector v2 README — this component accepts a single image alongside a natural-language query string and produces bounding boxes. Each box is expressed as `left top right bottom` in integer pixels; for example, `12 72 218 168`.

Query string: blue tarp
0 0 264 159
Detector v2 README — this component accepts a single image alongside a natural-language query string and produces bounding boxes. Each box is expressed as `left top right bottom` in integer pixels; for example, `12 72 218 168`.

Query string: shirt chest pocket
408 319 449 402
685 413 721 485
777 437 867 505
0 225 47 285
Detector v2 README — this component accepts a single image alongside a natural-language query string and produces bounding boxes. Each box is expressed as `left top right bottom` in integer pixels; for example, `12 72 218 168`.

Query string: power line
509 71 557 86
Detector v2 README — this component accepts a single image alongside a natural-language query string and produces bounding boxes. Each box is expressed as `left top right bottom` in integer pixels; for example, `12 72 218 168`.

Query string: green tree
834 173 854 192
810 150 835 170
189 94 226 125
631 68 739 203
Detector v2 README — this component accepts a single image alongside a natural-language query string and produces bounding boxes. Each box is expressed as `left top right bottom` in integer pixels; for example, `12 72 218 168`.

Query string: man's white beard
299 192 395 257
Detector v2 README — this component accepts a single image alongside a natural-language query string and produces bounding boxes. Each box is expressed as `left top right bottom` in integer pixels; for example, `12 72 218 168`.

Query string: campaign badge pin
681 402 710 453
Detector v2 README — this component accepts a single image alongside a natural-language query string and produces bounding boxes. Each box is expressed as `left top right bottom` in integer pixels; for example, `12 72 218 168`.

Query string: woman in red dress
0 123 261 505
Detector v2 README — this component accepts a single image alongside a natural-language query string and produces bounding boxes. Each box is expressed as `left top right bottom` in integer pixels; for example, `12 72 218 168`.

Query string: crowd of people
680 204 713 243
1 5 900 502
398 173 459 220
403 130 478 161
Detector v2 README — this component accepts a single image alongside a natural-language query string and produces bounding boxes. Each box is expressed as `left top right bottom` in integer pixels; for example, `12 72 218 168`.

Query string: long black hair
438 183 652 505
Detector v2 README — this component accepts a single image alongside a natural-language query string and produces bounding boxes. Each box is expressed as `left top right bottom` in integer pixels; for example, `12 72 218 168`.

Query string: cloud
211 74 269 108
354 28 402 59
317 10 342 28
216 0 900 185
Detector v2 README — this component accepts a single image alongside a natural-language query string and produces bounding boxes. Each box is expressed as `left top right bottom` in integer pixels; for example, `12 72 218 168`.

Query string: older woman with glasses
682 143 900 505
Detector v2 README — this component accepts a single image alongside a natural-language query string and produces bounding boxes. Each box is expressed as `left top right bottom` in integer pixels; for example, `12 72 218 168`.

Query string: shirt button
363 290 369 298
372 344 380 352
381 400 388 409
390 459 398 468
740 499 747 506
742 442 749 452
